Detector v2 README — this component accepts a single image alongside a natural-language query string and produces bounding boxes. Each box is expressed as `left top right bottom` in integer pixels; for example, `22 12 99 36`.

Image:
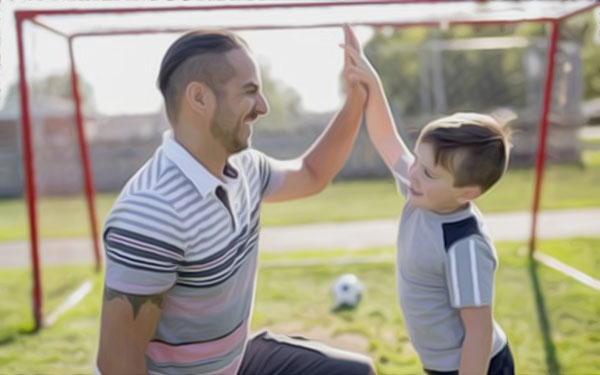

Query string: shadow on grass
0 324 38 347
528 256 561 375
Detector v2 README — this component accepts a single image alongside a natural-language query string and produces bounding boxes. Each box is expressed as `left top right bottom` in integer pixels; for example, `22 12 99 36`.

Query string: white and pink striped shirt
103 131 282 374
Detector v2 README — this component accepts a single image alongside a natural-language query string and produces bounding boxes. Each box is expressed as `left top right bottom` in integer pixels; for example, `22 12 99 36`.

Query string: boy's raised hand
342 24 414 173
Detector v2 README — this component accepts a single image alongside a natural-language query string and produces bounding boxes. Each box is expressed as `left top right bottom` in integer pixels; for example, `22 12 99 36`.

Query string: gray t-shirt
393 156 507 372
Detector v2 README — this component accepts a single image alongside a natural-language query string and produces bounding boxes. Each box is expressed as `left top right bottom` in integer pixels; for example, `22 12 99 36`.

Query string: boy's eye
424 168 434 178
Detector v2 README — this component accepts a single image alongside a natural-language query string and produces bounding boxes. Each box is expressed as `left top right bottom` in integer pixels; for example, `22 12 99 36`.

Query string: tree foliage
255 65 303 132
4 72 96 113
363 12 599 120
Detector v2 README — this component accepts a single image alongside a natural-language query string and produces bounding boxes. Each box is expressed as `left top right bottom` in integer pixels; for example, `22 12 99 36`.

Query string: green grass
583 148 600 165
0 195 116 242
536 238 600 279
475 160 600 213
0 265 101 373
0 265 96 339
262 179 403 226
0 239 598 374
1 151 599 241
582 138 600 147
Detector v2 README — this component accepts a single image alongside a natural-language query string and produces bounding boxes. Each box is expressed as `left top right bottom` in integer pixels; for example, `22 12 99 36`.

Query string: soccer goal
11 0 597 330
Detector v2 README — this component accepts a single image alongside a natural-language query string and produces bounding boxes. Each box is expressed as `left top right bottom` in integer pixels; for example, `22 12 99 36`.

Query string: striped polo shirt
103 131 282 374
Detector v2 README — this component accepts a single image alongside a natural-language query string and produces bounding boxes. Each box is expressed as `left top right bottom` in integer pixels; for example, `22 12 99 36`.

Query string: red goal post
13 0 598 330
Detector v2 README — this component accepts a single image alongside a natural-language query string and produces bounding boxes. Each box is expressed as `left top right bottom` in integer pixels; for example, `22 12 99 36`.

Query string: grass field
535 237 600 279
1 239 598 374
1 149 599 242
0 265 100 372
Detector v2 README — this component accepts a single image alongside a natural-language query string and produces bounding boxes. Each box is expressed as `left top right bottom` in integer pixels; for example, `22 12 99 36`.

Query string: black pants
239 330 373 375
424 344 515 375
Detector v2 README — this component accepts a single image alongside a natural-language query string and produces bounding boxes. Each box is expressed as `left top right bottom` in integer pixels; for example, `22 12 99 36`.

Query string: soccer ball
331 273 364 310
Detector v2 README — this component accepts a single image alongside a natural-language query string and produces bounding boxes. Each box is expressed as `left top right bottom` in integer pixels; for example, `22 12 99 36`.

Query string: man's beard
210 101 257 154
210 114 249 154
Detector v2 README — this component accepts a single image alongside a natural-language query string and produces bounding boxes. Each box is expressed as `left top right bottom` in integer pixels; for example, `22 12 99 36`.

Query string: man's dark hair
157 29 248 123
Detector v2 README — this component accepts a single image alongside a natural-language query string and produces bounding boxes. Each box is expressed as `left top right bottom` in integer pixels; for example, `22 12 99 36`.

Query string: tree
3 72 96 113
561 12 600 101
255 64 304 133
363 27 429 117
363 13 600 122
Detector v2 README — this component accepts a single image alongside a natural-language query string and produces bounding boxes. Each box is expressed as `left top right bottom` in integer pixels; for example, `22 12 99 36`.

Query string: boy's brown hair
416 112 512 193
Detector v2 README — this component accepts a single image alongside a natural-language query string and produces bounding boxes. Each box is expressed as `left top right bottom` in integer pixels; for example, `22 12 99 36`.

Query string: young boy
342 25 515 375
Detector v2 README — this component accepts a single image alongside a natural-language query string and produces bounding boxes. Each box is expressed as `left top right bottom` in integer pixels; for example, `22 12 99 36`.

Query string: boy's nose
410 178 418 190
408 168 418 186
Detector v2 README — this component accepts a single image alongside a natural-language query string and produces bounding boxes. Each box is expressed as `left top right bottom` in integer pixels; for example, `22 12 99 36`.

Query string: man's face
210 48 269 154
407 142 471 213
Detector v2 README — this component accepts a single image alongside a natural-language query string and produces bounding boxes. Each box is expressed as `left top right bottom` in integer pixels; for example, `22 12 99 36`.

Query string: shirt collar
161 130 237 196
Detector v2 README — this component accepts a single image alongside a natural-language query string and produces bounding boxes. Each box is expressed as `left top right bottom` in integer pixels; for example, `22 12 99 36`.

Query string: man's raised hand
342 24 368 103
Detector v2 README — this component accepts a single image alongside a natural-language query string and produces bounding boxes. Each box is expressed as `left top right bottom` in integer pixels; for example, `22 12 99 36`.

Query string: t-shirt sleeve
391 153 414 197
103 193 185 295
245 149 285 198
444 235 497 308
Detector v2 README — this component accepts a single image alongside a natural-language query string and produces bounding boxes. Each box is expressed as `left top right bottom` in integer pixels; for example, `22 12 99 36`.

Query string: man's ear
457 185 482 204
184 81 215 115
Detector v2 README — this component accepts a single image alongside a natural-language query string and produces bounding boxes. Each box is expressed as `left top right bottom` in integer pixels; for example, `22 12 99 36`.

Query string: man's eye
424 169 434 178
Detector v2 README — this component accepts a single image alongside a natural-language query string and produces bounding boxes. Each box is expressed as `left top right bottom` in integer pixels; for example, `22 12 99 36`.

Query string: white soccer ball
331 273 364 309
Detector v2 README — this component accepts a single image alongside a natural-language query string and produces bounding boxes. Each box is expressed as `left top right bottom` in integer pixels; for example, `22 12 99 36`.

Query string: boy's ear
457 185 482 204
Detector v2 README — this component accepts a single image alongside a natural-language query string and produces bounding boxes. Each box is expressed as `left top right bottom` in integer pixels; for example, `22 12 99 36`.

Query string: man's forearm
301 93 365 189
97 348 147 375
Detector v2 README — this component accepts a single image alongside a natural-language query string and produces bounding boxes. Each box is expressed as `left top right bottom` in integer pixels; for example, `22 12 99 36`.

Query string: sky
0 0 373 115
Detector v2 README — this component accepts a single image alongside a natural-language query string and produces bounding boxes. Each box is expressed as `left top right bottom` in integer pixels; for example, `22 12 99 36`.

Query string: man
97 26 374 374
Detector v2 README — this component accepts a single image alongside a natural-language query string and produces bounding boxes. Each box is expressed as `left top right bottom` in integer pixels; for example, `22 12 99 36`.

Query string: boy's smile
408 142 479 214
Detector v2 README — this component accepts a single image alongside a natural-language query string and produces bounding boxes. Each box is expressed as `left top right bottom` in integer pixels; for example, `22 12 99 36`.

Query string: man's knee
365 358 377 375
242 330 376 375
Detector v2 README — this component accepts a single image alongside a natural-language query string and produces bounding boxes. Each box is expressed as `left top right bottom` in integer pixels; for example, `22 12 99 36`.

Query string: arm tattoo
104 286 165 320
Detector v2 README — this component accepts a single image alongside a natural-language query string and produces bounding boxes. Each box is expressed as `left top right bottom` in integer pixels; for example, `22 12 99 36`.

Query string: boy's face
408 142 480 214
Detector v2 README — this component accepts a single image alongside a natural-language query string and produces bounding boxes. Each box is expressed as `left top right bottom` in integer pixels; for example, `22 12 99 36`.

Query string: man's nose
256 93 269 116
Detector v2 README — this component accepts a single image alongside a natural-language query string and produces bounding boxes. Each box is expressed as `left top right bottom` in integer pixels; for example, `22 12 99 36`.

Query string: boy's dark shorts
424 343 515 375
239 330 373 375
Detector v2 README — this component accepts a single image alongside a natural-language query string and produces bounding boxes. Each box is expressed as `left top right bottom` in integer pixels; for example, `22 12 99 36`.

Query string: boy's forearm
459 327 492 375
364 79 412 168
365 78 395 140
